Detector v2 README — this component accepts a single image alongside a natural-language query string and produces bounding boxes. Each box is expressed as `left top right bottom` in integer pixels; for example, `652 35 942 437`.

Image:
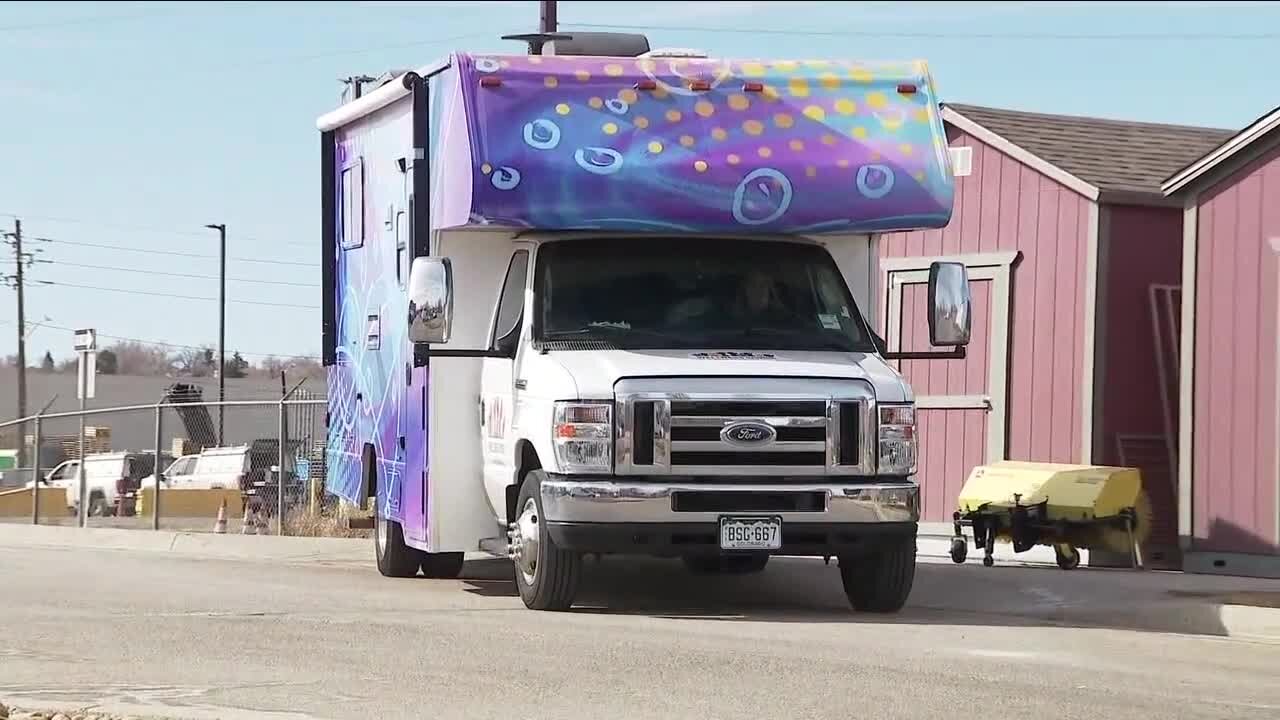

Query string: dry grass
282 509 371 539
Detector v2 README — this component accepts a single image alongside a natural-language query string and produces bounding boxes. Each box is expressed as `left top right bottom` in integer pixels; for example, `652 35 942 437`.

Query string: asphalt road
2 542 1279 720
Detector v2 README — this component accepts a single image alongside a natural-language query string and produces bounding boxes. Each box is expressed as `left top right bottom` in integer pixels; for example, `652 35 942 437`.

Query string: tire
683 554 770 574
1055 544 1081 571
370 455 421 578
512 470 582 611
949 537 968 564
420 551 466 579
839 537 917 613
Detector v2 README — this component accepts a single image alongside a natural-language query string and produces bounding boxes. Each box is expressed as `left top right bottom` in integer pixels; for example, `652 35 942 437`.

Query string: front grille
617 384 875 477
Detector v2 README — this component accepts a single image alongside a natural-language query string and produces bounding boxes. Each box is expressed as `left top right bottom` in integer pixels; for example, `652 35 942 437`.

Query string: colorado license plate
718 515 782 551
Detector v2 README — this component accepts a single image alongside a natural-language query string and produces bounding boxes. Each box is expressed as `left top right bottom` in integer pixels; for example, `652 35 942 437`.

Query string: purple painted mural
450 53 954 234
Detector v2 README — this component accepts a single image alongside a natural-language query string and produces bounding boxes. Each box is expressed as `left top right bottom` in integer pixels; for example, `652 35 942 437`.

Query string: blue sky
2 0 1278 365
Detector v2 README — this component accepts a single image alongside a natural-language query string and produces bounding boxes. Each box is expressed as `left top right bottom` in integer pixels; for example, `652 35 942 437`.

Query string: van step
345 516 374 530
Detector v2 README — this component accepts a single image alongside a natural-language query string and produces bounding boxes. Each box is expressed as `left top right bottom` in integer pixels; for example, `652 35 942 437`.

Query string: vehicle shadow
455 554 1259 638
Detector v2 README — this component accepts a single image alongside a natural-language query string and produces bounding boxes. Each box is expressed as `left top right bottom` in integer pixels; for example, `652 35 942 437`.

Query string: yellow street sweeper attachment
949 461 1153 570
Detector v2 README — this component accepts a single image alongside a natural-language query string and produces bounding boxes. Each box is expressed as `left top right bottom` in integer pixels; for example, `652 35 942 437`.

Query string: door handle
478 397 485 424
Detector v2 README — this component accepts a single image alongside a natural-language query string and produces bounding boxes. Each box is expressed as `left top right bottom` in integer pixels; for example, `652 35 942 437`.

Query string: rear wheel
511 470 581 611
370 455 421 578
839 537 917 613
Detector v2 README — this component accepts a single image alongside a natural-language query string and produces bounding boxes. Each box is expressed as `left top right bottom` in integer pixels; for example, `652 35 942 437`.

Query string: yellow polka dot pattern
728 94 750 111
603 122 618 135
588 97 603 109
555 103 570 116
695 100 715 118
680 135 695 148
743 120 764 136
544 76 558 88
694 160 709 172
648 141 664 154
774 113 794 129
618 88 638 104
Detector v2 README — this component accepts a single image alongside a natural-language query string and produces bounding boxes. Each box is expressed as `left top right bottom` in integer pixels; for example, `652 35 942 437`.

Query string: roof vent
501 31 650 57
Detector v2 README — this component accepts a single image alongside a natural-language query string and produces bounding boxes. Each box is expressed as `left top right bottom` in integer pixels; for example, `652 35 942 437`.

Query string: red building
1163 105 1280 579
873 103 1231 569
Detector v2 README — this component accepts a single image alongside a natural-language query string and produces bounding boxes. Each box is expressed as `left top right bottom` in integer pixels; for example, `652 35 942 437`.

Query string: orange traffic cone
213 498 228 534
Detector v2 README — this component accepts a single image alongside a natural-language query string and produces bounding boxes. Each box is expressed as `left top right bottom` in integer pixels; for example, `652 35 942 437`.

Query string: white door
881 252 1016 522
480 249 531 522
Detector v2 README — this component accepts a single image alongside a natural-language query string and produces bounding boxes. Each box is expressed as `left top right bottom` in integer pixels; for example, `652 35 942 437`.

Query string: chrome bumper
539 477 919 525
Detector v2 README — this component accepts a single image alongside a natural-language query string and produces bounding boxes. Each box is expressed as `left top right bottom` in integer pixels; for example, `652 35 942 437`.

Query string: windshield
533 237 876 352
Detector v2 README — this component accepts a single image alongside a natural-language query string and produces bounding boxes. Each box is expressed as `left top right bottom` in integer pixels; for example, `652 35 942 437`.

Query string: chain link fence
0 386 349 537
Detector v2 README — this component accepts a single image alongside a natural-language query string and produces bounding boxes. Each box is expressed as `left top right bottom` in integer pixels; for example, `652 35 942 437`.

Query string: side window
490 250 530 352
395 211 408 288
340 158 365 250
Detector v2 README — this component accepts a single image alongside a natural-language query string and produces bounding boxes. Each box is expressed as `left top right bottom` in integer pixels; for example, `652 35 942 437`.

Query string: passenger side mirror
927 261 972 347
408 256 454 344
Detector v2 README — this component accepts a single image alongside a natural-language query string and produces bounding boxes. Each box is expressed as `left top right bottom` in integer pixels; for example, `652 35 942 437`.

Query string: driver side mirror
927 261 972 347
408 256 454 344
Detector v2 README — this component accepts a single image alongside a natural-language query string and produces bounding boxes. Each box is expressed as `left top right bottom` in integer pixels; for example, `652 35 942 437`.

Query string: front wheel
511 470 582 611
839 537 917 613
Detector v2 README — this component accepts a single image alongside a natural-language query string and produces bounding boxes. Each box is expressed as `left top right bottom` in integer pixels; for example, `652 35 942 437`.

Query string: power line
0 318 320 361
34 280 317 310
31 236 318 268
0 211 313 250
46 260 319 289
561 21 1280 41
208 30 498 72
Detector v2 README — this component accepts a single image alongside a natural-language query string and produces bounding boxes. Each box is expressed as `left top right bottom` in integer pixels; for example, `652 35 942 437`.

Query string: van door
480 249 531 521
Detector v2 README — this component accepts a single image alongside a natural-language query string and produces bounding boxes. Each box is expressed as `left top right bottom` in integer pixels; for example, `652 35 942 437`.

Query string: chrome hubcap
512 497 540 585
375 513 389 556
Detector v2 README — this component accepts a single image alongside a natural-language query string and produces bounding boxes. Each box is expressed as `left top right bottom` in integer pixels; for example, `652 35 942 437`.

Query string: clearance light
742 81 765 92
688 79 712 91
897 83 918 95
480 76 502 88
635 79 658 91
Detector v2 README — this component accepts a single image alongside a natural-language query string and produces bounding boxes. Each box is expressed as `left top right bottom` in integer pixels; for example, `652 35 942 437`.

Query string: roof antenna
501 0 561 55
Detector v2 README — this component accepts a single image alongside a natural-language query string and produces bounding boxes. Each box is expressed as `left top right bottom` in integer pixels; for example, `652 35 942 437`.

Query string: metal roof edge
1161 105 1280 197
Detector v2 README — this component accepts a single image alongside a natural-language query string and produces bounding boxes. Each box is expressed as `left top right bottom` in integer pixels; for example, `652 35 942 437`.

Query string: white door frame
881 250 1018 464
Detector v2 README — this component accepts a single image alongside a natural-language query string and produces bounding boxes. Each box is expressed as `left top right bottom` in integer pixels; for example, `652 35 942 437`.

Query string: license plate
718 515 782 551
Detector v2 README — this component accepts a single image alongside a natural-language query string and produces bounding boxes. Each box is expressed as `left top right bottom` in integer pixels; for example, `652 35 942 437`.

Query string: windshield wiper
544 325 689 344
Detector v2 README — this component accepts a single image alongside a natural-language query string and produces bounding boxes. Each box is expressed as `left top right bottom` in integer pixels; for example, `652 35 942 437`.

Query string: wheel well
507 440 542 523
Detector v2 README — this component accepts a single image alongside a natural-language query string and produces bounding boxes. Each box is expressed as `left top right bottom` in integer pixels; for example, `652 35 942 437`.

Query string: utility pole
205 223 226 446
4 219 29 465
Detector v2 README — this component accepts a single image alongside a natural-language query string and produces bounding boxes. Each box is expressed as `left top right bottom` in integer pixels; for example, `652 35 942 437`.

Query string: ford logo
720 421 777 446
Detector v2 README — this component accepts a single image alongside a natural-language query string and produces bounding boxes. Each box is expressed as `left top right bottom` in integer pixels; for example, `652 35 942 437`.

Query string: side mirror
927 261 972 347
408 256 454 344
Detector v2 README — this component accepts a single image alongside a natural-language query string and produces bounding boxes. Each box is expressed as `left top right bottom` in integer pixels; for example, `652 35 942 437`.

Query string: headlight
878 404 917 476
552 401 613 473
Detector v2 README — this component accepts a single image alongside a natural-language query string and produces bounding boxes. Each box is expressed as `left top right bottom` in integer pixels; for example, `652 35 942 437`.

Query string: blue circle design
856 164 896 199
732 168 793 226
606 98 629 115
523 119 561 150
574 147 624 176
474 58 500 73
491 166 521 190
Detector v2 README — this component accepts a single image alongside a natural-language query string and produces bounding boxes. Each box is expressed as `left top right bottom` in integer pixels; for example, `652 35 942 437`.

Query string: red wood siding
896 280 993 520
879 126 1091 520
1192 141 1280 555
1097 204 1183 560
